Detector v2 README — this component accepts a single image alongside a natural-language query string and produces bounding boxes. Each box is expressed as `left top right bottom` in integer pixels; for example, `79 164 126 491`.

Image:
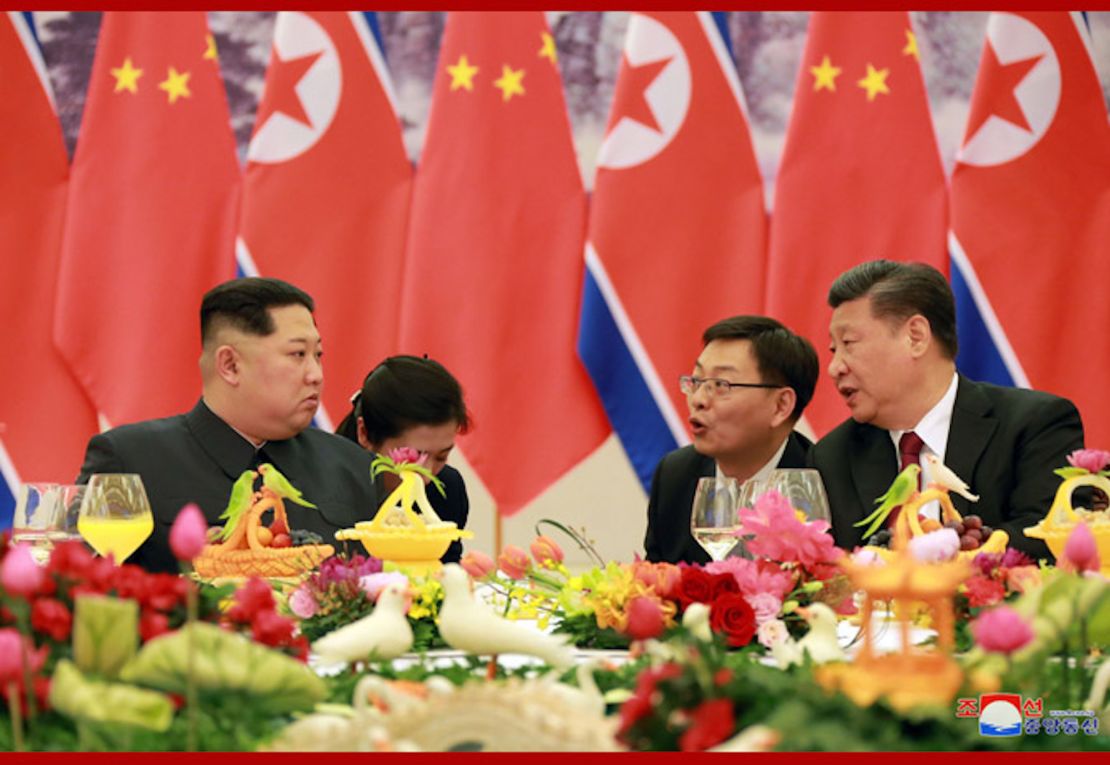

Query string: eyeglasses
679 375 783 398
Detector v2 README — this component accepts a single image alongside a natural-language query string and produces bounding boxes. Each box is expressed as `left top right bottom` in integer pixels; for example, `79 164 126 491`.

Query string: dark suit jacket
644 431 814 564
373 464 469 563
76 400 379 573
811 376 1084 559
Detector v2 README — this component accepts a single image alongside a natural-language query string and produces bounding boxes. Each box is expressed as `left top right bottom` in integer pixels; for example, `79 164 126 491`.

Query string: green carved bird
258 463 317 508
855 464 921 540
218 469 257 541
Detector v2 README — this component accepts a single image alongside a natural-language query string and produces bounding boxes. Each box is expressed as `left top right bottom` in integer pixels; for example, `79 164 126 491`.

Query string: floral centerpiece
1025 448 1110 575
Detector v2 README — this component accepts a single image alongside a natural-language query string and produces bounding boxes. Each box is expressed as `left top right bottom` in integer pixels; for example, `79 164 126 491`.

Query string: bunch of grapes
944 514 994 551
289 529 324 546
867 529 894 548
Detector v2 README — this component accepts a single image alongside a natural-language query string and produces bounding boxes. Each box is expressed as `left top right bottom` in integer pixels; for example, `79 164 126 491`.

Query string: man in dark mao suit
645 316 819 564
813 261 1083 560
77 278 378 573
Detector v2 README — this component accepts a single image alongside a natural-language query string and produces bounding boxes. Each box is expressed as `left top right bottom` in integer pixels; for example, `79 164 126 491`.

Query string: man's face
233 304 323 440
686 339 784 462
827 296 915 428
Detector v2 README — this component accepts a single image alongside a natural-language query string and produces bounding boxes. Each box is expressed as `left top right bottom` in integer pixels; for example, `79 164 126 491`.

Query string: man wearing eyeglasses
644 316 819 563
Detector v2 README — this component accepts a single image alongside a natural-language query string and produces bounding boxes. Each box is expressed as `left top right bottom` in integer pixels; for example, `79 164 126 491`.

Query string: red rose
226 577 275 623
678 698 735 751
30 598 72 642
709 572 740 599
677 568 714 607
625 596 666 641
139 610 172 642
47 541 95 579
143 573 188 612
966 576 1006 609
110 564 150 602
709 593 757 647
617 663 684 740
251 609 296 647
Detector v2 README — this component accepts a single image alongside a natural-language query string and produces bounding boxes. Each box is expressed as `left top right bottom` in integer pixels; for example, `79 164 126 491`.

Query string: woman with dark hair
336 355 471 562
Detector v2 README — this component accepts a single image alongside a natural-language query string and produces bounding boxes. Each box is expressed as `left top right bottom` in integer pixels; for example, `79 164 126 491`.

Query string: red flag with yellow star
399 11 610 516
0 13 97 522
55 12 240 426
766 11 947 437
239 12 413 429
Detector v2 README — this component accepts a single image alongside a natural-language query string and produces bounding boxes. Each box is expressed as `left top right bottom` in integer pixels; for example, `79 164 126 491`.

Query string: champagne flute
690 477 742 561
13 483 75 564
78 474 154 564
762 468 832 523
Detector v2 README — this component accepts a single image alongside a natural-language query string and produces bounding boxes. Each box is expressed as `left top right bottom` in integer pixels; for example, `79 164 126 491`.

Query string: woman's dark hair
335 355 470 445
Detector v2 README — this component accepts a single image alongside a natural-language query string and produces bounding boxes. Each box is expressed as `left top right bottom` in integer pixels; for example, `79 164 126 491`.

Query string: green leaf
49 659 174 732
73 595 139 679
1053 467 1088 479
119 622 326 714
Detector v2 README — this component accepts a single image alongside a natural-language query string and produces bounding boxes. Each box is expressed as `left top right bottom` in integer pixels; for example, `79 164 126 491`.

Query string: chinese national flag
579 12 767 488
766 11 948 437
399 12 610 516
55 12 240 427
950 12 1110 447
239 12 413 427
0 13 97 522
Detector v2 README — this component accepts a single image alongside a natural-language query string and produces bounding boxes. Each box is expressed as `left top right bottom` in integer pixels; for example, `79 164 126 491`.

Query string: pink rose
1066 448 1110 474
1061 521 1101 574
756 618 789 648
1 543 44 597
360 572 410 602
388 447 425 466
169 503 208 561
747 592 783 625
288 586 318 619
497 545 530 579
529 535 564 566
908 528 960 563
971 606 1034 655
625 596 666 640
460 550 496 579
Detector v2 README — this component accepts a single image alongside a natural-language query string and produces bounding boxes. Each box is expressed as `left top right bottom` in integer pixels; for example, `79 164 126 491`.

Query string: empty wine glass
13 483 82 564
78 474 154 564
762 468 832 523
690 477 742 561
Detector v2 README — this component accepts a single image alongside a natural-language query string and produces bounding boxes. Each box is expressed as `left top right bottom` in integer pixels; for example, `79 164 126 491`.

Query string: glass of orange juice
78 474 154 564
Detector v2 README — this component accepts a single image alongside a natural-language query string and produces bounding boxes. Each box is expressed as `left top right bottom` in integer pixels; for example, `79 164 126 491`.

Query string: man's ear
770 386 796 428
214 344 241 385
906 315 932 358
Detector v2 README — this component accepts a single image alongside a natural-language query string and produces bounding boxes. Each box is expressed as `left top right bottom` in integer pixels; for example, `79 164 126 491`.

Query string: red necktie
888 431 924 528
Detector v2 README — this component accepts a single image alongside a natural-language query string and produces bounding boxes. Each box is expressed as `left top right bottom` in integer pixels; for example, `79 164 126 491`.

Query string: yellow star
204 34 218 61
903 29 919 59
158 67 191 104
538 31 557 64
493 65 525 102
856 64 890 101
110 57 143 94
446 54 479 91
810 55 841 92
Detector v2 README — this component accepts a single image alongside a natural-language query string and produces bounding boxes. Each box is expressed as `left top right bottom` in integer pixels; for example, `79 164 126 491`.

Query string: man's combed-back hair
200 277 315 345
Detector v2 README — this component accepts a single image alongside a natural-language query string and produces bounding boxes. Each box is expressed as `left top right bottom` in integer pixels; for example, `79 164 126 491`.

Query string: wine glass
690 477 742 561
78 474 154 564
762 468 832 523
13 483 84 564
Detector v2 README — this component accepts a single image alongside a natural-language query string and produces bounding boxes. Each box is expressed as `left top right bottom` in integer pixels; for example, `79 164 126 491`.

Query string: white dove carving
312 582 413 664
924 454 979 502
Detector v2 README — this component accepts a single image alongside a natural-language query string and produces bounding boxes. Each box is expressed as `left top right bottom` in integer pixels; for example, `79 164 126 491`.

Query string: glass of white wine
762 468 832 523
13 483 81 564
690 477 743 561
78 474 154 564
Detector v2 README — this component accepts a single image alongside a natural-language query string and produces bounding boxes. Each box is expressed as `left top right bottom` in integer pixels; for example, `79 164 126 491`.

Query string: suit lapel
849 423 899 525
944 376 998 516
183 400 257 481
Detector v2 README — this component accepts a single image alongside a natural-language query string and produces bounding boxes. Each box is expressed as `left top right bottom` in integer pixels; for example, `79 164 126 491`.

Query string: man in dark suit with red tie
812 260 1084 559
644 316 819 564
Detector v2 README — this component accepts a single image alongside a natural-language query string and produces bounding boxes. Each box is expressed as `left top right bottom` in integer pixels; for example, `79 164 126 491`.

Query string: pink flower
851 548 885 566
1066 448 1110 474
0 628 47 687
625 596 666 640
1061 522 1101 574
971 606 1034 655
169 503 208 561
704 557 794 601
529 535 564 566
908 528 960 563
460 550 496 579
631 561 682 600
497 545 530 579
1 543 44 597
1004 565 1042 594
756 618 789 648
388 447 425 466
747 592 783 625
359 571 409 602
735 490 844 570
288 586 318 619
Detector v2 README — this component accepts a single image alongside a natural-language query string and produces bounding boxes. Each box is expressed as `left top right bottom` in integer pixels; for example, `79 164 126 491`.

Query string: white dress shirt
888 372 959 518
